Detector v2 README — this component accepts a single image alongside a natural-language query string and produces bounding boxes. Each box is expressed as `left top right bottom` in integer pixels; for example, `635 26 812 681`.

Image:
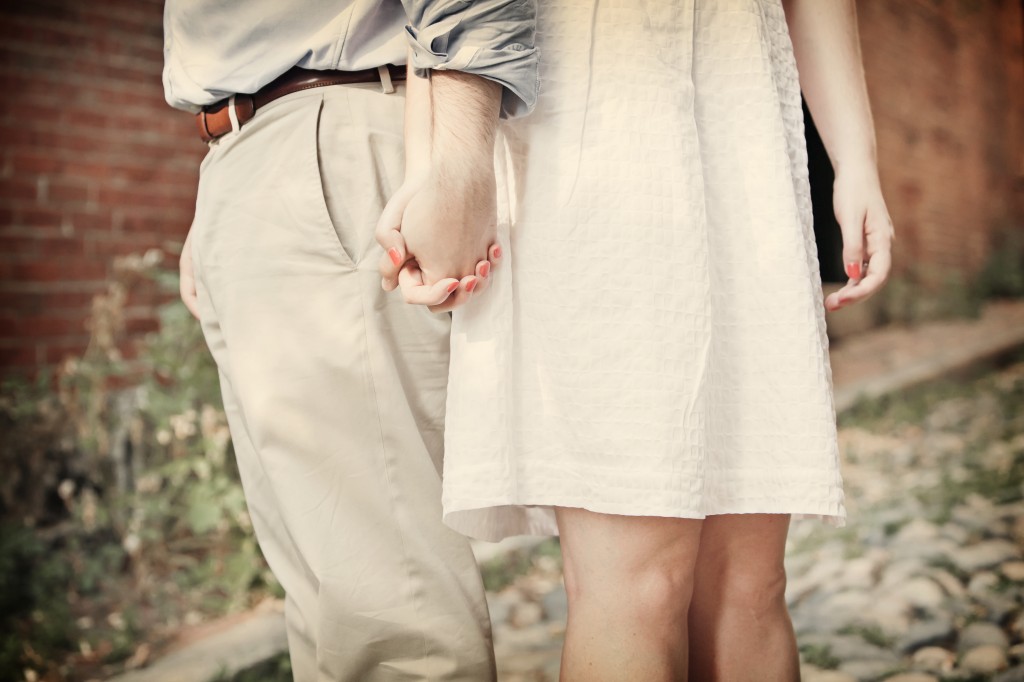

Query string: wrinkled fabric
405 0 539 117
163 0 537 116
443 0 846 542
190 85 495 680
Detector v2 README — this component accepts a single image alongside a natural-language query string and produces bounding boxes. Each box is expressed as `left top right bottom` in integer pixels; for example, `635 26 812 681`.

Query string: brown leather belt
196 65 407 142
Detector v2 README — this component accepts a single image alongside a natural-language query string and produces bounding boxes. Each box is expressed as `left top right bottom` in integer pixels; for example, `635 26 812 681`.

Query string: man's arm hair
430 71 502 175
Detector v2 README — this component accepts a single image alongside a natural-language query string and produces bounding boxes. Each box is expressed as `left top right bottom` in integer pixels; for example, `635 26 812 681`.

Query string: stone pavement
482 301 1024 682
110 299 1024 681
829 300 1024 412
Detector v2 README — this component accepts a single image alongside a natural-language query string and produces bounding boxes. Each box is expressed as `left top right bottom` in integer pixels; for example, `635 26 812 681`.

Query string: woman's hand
825 160 894 312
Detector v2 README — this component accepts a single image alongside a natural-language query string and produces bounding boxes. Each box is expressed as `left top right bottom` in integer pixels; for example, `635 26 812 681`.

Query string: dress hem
443 496 846 543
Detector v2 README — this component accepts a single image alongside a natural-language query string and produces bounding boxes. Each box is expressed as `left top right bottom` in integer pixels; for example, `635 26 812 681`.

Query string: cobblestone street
480 334 1024 681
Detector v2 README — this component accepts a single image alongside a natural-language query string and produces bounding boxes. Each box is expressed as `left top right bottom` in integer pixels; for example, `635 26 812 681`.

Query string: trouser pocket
313 89 405 267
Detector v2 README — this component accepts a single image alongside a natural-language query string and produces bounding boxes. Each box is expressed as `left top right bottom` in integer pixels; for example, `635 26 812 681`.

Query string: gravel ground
481 358 1024 682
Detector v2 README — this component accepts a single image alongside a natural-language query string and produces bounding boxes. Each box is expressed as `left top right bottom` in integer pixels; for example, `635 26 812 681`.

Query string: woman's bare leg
555 507 704 682
687 514 799 681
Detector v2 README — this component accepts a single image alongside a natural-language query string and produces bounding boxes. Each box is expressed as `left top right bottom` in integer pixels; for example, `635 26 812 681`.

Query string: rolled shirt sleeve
404 0 538 118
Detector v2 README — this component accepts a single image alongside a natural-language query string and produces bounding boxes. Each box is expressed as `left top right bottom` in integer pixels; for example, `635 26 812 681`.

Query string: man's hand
180 228 200 320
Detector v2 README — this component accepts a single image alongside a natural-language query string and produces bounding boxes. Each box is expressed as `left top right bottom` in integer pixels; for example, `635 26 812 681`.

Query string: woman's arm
783 0 894 311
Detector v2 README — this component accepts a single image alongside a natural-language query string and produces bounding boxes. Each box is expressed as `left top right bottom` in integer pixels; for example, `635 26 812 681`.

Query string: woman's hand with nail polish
824 160 894 312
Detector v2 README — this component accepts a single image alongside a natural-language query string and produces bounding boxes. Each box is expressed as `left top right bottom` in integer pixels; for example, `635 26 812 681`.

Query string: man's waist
196 65 406 143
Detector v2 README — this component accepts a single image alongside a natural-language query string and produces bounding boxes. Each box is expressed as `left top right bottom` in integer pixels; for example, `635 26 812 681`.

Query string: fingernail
845 261 862 280
479 262 491 278
388 248 402 266
465 278 478 293
493 246 502 259
446 281 459 294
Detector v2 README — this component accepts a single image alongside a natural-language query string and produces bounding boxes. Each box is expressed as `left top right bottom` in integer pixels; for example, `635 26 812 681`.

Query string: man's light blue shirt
163 0 537 118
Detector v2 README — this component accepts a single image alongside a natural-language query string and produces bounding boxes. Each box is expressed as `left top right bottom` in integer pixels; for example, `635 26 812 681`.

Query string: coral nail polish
480 262 491 278
446 281 459 294
493 246 502 259
845 261 862 280
465 278 478 293
388 248 402 266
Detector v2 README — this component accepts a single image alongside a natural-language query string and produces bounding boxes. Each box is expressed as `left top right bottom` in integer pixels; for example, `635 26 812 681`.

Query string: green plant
211 653 293 682
480 539 562 592
837 623 895 649
799 643 840 669
1 249 278 681
977 227 1024 299
0 524 75 677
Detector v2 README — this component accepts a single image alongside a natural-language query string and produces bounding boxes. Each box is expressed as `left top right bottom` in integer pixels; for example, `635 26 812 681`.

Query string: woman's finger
377 230 408 291
468 259 492 296
376 186 418 289
835 198 867 282
429 275 479 313
398 262 460 307
825 248 892 311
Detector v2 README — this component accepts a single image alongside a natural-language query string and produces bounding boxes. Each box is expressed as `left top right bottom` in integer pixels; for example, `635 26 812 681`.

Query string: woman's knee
694 514 790 612
718 562 788 615
566 554 697 628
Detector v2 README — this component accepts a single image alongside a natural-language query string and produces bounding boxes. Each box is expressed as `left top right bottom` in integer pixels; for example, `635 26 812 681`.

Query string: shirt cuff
404 19 538 118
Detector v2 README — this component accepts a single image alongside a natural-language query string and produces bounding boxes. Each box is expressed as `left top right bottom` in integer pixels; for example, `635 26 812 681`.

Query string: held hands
825 160 895 312
376 68 503 312
376 164 501 313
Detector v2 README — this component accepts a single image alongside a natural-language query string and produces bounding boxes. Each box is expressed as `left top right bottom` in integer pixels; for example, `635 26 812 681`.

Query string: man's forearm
783 0 877 173
404 52 433 179
430 71 502 173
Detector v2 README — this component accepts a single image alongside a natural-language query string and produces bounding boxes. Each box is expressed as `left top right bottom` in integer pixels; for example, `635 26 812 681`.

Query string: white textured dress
442 0 847 542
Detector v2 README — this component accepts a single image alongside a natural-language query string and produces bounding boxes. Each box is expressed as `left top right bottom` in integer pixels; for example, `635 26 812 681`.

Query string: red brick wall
0 0 204 373
0 0 1022 376
859 0 1024 278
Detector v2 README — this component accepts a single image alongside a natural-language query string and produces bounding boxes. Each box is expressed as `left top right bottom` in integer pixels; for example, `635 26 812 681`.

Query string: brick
65 211 113 232
0 290 93 313
123 316 159 335
0 345 40 367
12 260 107 283
9 150 64 175
37 236 88 257
42 339 90 365
13 206 63 228
0 177 40 202
46 179 92 205
0 235 41 258
8 314 86 337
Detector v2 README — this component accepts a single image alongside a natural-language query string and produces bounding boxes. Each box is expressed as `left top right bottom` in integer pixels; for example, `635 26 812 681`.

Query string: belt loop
377 65 395 94
227 94 241 133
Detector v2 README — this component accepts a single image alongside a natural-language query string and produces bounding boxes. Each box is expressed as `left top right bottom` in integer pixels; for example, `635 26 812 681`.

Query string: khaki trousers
190 84 495 681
